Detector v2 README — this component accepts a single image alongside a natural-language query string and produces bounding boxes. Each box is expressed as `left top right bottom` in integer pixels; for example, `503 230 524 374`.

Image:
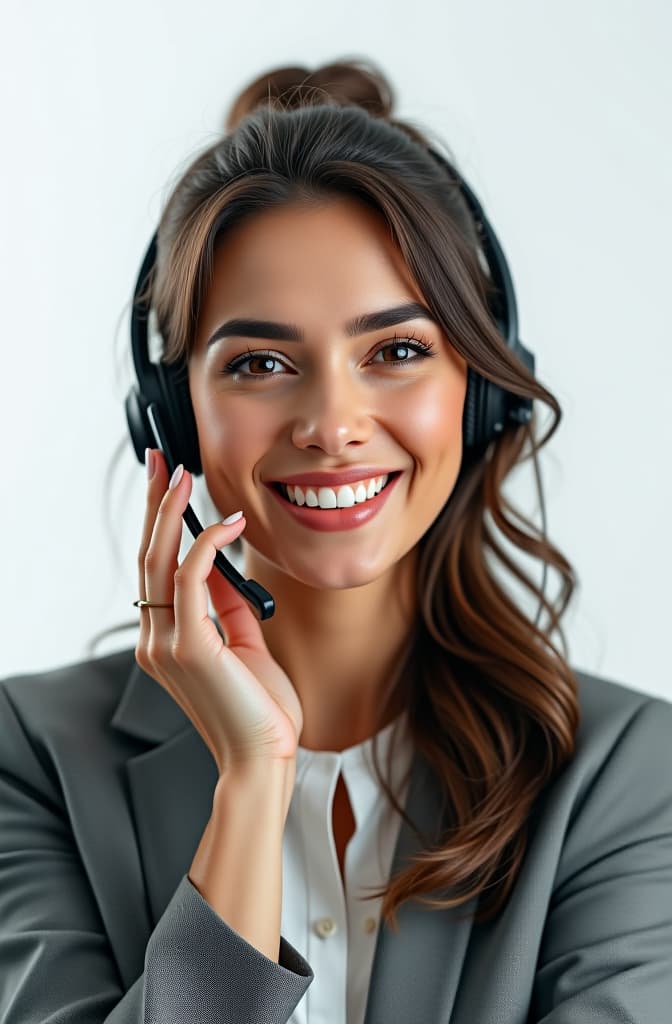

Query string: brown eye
378 343 415 362
246 355 280 375
220 350 288 378
371 336 437 365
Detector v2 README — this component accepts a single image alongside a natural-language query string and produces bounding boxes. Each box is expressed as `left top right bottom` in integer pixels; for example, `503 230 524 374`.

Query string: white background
1 0 670 701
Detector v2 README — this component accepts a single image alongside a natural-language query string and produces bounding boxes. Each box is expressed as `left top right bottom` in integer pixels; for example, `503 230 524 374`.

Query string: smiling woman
187 195 470 590
1 56 670 1024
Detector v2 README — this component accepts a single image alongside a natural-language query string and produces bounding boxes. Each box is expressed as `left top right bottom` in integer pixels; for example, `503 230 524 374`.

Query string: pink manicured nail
222 510 243 525
145 448 155 481
169 464 184 490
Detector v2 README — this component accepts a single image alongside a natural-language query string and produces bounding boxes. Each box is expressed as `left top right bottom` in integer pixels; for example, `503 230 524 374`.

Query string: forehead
203 196 425 315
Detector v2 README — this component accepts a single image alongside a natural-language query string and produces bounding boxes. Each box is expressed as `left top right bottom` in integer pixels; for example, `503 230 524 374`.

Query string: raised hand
135 448 303 776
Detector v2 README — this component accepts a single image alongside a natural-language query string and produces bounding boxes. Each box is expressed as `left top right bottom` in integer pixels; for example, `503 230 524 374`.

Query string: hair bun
225 57 395 131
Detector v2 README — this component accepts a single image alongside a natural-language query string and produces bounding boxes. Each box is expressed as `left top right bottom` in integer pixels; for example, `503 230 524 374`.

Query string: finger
205 547 270 652
137 449 171 591
172 515 249 655
143 458 192 631
136 448 171 647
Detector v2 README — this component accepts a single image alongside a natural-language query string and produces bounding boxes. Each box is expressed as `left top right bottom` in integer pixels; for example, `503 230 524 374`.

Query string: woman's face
188 196 468 590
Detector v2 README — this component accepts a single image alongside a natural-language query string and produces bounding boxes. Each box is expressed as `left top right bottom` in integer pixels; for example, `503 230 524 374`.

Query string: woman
1 59 670 1023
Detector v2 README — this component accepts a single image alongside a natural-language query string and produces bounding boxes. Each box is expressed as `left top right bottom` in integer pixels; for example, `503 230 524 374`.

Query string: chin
293 552 391 590
302 567 385 591
247 538 395 591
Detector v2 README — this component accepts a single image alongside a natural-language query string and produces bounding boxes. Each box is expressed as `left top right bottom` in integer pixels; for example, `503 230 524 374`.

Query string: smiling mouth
270 471 401 507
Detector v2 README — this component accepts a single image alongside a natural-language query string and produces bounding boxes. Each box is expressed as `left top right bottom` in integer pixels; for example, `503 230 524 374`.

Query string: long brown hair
122 58 580 930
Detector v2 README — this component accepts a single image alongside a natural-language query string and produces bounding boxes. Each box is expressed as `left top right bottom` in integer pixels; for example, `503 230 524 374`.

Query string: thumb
206 555 269 653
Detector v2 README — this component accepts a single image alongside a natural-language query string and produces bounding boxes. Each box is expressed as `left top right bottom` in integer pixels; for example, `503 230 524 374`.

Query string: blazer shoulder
572 663 672 738
0 646 137 740
545 665 672 833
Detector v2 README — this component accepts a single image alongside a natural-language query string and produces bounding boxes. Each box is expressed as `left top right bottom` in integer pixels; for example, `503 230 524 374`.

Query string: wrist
216 757 296 813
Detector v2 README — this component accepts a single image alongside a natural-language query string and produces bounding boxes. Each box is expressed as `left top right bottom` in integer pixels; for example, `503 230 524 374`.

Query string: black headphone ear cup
482 373 508 447
464 366 511 452
157 361 202 475
124 385 156 464
463 367 479 450
465 367 498 451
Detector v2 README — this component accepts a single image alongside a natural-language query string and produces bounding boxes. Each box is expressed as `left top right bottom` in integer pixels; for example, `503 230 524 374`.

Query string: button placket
301 752 348 1022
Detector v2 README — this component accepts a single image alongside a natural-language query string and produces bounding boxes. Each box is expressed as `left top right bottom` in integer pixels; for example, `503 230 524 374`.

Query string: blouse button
315 917 338 939
364 916 377 934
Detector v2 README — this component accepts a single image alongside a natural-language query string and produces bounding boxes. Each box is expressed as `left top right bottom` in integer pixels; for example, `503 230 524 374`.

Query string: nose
289 367 375 455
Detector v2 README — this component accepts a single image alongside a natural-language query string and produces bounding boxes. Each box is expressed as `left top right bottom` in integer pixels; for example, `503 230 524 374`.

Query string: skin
187 195 468 753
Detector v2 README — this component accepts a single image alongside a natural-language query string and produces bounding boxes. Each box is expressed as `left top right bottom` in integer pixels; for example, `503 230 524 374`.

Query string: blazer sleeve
531 695 672 1022
0 681 313 1024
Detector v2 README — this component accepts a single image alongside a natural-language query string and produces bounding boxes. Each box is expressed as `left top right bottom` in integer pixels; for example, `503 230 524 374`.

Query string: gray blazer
1 647 671 1023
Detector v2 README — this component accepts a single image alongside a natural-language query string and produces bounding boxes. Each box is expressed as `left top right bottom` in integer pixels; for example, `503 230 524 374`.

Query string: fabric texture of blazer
0 646 671 1023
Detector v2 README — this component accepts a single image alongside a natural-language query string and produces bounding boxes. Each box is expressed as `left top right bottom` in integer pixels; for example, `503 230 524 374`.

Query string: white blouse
282 710 415 1024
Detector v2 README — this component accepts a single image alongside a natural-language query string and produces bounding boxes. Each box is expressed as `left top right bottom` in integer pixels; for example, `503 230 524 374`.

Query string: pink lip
265 472 402 532
267 466 400 487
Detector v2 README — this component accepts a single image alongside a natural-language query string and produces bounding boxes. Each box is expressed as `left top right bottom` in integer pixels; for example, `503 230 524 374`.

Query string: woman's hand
135 448 303 776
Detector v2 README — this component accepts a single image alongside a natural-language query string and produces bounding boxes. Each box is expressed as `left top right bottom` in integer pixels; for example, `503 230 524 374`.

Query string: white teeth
318 486 338 509
284 474 389 509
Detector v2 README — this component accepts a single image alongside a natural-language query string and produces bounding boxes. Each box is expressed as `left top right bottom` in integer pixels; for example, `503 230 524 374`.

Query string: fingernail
145 448 155 481
169 464 184 490
222 510 243 525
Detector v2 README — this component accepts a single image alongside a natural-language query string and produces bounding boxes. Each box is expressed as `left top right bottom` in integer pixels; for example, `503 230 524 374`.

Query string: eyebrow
206 301 437 348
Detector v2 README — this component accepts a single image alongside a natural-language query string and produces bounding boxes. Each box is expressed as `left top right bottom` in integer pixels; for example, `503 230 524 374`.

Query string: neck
244 547 418 752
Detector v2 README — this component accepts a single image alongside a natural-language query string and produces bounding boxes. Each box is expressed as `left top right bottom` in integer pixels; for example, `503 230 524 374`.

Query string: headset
125 146 541 622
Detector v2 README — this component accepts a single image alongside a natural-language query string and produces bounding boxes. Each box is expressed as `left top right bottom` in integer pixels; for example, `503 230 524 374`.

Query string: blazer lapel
111 661 218 927
363 753 477 1024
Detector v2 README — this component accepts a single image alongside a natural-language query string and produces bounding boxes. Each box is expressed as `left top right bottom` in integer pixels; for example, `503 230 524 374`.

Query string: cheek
192 393 270 495
197 398 267 452
393 374 466 459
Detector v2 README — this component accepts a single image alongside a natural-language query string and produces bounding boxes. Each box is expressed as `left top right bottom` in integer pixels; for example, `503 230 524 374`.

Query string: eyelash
219 331 437 379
